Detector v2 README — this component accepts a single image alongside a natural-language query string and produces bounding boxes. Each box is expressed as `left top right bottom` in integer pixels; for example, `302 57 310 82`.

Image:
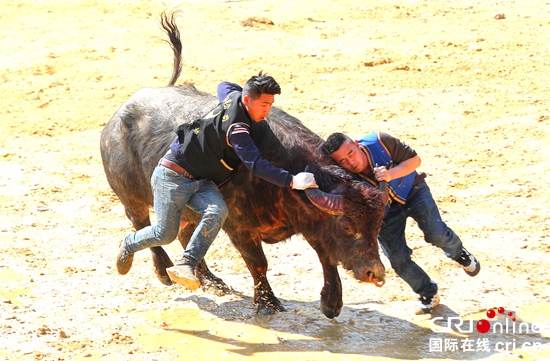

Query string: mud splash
134 301 550 360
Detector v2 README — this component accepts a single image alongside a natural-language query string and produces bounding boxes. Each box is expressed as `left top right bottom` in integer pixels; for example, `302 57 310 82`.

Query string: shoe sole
166 268 201 290
464 259 481 277
415 294 440 315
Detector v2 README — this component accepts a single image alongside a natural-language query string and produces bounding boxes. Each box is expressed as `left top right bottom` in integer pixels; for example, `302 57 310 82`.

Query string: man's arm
374 132 421 182
217 82 242 102
229 124 316 189
374 155 421 182
379 132 417 163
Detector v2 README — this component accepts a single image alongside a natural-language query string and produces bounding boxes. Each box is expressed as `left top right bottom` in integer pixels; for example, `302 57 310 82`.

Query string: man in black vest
116 73 317 290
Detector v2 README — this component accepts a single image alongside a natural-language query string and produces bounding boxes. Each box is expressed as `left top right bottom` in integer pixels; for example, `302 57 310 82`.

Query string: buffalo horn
304 188 344 215
379 181 389 204
302 166 344 215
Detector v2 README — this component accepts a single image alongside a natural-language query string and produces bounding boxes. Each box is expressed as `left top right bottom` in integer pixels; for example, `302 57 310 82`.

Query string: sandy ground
1 0 549 360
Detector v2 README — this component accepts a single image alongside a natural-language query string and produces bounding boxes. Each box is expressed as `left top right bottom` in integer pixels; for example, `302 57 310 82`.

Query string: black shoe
415 293 440 315
116 233 134 275
454 248 481 277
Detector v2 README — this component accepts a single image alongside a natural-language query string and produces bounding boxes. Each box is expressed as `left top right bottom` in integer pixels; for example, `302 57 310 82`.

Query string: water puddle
134 299 550 360
0 267 29 306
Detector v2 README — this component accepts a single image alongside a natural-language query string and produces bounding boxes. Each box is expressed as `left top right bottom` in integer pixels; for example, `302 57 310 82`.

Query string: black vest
172 92 251 184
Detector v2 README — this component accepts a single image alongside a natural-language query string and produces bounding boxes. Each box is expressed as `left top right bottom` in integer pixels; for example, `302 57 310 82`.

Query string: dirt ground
1 0 549 360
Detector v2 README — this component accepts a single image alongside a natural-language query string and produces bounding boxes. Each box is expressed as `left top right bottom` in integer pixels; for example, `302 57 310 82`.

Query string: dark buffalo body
100 11 386 318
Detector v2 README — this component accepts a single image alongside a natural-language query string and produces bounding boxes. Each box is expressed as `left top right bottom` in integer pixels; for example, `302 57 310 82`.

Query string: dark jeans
378 180 463 298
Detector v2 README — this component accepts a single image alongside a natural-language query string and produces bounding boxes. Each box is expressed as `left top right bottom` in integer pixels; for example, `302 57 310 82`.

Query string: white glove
291 172 318 190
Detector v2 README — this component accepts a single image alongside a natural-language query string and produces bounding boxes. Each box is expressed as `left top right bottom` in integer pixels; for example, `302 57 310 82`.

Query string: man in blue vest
116 73 318 290
322 132 480 314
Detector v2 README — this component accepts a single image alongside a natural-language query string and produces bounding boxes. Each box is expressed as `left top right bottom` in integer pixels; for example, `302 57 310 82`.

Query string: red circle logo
476 319 491 333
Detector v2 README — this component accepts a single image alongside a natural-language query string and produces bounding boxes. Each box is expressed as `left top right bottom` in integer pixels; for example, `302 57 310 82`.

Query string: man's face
243 93 275 122
331 140 369 174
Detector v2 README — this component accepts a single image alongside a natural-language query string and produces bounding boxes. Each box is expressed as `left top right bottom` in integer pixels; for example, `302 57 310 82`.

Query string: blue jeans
377 180 463 298
124 164 228 265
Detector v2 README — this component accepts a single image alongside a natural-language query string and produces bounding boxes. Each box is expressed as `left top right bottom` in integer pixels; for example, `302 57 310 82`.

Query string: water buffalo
100 11 387 318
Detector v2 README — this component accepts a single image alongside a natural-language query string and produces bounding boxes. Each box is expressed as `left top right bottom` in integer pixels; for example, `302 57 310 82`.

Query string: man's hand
373 165 392 182
291 172 318 190
374 156 421 182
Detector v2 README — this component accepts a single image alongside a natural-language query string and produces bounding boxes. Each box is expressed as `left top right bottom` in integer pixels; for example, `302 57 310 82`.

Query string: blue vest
357 132 416 205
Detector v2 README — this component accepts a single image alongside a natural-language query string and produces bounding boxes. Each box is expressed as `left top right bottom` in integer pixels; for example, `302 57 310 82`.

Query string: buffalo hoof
150 246 174 286
320 302 340 319
155 267 173 286
201 278 231 295
257 304 286 316
196 265 231 294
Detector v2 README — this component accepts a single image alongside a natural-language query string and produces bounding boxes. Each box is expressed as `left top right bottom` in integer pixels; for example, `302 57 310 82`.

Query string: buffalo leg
122 200 173 286
311 244 343 318
318 260 343 318
177 221 230 293
232 238 285 315
150 247 174 286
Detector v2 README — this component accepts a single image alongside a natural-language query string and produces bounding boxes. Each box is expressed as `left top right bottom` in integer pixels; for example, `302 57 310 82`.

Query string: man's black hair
242 71 281 100
322 133 354 156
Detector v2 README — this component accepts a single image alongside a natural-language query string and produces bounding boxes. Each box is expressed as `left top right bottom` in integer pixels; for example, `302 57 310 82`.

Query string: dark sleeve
228 124 293 188
217 82 243 102
379 132 417 164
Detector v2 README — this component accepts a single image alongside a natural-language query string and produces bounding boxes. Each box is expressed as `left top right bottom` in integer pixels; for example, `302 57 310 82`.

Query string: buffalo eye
338 218 357 236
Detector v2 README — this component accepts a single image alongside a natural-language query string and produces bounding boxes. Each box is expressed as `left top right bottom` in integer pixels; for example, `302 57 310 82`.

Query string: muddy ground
1 0 549 360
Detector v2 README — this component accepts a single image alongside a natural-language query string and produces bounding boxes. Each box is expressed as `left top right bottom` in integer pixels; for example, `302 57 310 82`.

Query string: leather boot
116 233 134 275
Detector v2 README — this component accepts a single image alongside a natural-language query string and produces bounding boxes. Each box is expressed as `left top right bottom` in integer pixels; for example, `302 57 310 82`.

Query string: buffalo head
305 165 387 286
